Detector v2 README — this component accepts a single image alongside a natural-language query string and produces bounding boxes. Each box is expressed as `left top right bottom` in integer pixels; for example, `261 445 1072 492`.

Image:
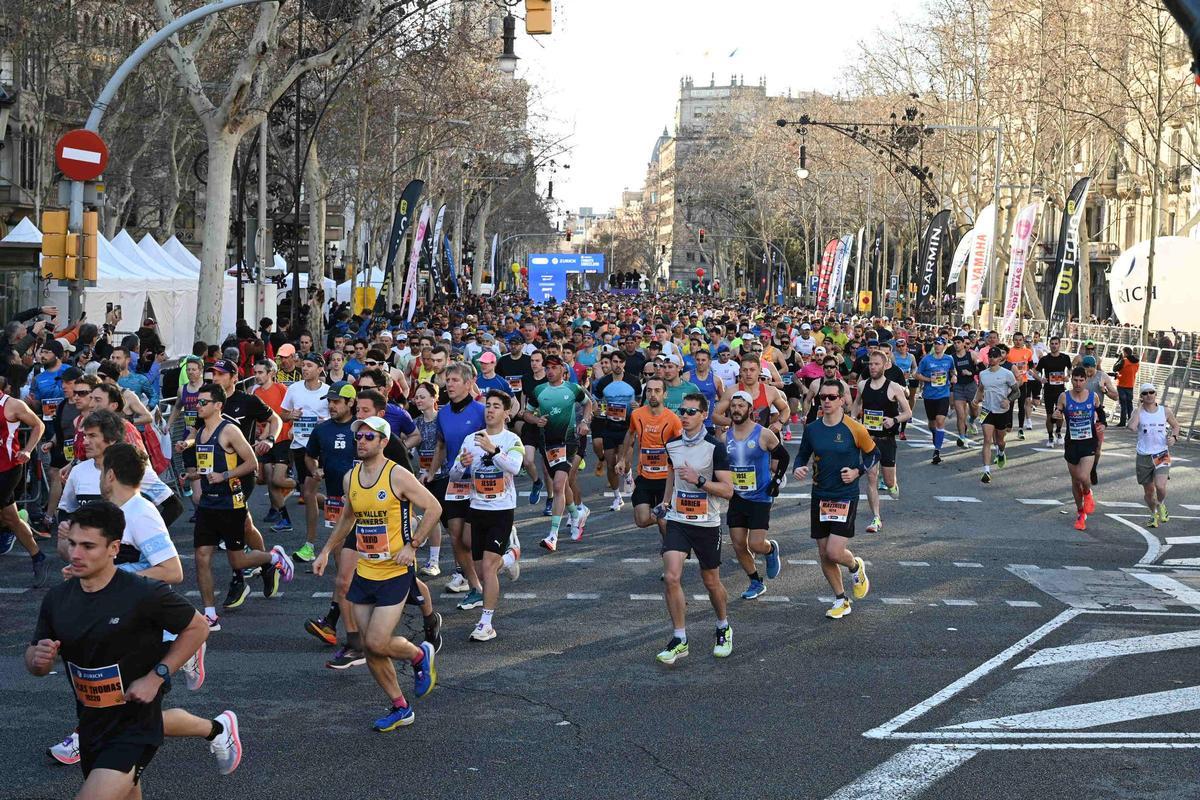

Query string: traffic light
699 228 706 244
82 210 98 282
525 0 552 34
41 210 68 280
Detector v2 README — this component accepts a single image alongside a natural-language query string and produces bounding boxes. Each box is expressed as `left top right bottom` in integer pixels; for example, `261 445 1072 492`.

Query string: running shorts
80 740 157 784
1043 385 1065 410
810 497 858 539
1064 438 1097 465
1135 452 1170 485
952 383 977 404
540 439 578 476
632 475 667 508
193 507 249 549
661 519 721 570
263 440 291 465
980 408 1014 431
726 494 771 530
871 435 897 468
290 447 312 482
347 571 415 608
922 397 951 420
468 507 515 560
0 465 23 507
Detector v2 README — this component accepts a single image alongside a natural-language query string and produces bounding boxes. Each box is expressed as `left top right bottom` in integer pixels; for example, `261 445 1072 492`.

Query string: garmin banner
374 179 424 312
917 209 952 311
1047 177 1092 335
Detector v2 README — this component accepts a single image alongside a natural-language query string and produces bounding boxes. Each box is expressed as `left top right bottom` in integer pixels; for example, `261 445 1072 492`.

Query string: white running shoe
209 710 242 775
446 572 470 593
571 504 590 541
622 471 635 494
610 496 625 512
48 731 80 765
180 641 206 691
470 622 497 642
506 526 521 581
419 560 441 577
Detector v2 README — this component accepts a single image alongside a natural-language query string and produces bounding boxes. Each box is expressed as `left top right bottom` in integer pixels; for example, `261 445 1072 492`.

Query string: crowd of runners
6 293 1185 799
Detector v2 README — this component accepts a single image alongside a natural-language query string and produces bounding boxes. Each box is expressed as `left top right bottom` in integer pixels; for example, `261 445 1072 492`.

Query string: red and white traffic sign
55 129 109 182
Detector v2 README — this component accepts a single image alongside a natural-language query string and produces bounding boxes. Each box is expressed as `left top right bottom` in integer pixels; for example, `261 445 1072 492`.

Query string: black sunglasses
196 398 216 406
678 407 704 416
819 394 842 401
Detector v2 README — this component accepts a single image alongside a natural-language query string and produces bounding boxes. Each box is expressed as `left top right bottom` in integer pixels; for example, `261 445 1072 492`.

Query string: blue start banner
526 253 606 304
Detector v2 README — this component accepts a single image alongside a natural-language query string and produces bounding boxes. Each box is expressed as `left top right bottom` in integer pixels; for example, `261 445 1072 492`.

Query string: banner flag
829 234 855 310
816 238 839 311
489 233 499 285
1047 177 1092 335
402 203 431 321
444 236 458 297
917 210 952 311
374 179 424 312
1001 201 1042 335
430 204 446 281
962 204 997 317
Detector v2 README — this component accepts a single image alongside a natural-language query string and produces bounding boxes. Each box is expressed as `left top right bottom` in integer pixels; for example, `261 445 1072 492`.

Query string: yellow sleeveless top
348 459 412 580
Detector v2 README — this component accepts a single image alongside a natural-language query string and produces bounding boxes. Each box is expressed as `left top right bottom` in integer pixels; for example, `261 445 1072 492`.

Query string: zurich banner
526 253 606 304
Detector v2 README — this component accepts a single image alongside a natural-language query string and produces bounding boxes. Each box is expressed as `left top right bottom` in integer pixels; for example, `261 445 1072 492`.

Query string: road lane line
1005 600 1042 607
1017 629 1200 669
823 744 980 800
944 686 1200 730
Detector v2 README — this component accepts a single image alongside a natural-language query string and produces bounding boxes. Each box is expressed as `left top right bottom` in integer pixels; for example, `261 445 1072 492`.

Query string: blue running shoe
741 579 766 600
270 516 293 533
413 641 437 699
265 507 280 524
0 531 15 556
765 540 781 580
373 704 415 732
543 498 553 517
529 479 543 505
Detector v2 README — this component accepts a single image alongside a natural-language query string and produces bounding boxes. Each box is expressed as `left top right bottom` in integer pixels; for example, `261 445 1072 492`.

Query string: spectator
1114 347 1139 426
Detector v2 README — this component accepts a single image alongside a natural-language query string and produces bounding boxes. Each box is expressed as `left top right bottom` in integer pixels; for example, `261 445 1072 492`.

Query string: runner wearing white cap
1128 383 1181 528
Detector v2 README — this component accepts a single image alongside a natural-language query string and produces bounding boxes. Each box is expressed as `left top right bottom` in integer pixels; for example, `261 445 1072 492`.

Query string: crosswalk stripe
621 557 652 563
953 562 984 568
186 590 281 598
936 496 981 503
882 597 915 605
505 592 538 600
759 595 791 603
898 561 931 567
788 558 819 565
1017 498 1062 505
1005 600 1042 607
1165 536 1200 545
942 599 978 606
1098 500 1145 508
1063 565 1094 571
1008 564 1040 570
1163 558 1200 567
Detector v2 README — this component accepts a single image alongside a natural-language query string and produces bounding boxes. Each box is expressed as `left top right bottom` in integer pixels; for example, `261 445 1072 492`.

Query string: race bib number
931 371 947 387
294 415 317 437
731 466 757 492
324 496 344 529
781 372 794 386
546 445 567 467
445 480 472 501
41 399 59 421
605 403 628 422
68 662 125 708
195 445 215 474
418 454 434 473
1068 415 1093 440
183 410 198 429
473 470 504 499
505 375 523 394
1153 450 1172 469
63 443 75 462
641 447 668 476
674 490 709 521
819 499 851 523
863 409 885 432
355 522 391 560
1048 372 1066 385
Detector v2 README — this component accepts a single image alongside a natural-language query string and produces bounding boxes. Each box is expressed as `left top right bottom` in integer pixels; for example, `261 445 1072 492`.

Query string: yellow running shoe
851 557 870 599
1158 503 1170 523
826 598 852 619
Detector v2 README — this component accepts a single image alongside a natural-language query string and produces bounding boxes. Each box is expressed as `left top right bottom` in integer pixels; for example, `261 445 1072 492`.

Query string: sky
518 0 918 215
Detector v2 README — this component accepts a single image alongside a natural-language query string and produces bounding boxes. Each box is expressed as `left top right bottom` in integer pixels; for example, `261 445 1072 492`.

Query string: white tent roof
112 230 189 287
2 217 41 244
163 236 200 270
137 233 195 275
336 267 387 303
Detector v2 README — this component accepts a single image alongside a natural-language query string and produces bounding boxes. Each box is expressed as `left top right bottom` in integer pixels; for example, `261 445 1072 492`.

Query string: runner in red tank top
713 355 789 435
0 392 49 586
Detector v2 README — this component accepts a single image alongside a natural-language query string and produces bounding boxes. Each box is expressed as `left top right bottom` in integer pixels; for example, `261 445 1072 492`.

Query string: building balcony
1116 173 1143 200
1167 165 1192 194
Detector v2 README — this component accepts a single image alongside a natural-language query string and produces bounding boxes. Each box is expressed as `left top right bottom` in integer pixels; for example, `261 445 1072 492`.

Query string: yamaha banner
816 238 839 312
374 179 425 312
1047 177 1092 335
916 209 952 311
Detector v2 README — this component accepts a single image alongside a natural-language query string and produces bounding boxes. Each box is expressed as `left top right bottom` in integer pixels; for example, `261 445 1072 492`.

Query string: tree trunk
196 131 239 345
304 139 326 346
348 102 370 309
472 192 494 293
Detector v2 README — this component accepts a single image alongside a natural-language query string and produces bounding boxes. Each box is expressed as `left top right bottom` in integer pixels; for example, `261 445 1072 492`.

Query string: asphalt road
3 405 1199 800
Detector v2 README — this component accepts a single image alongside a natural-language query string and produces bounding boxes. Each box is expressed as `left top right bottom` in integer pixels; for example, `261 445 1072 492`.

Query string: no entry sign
55 129 109 182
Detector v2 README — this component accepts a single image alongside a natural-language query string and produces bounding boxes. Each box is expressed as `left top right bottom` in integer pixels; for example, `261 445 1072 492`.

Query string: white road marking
759 595 790 603
1018 498 1062 505
1062 565 1094 571
1181 504 1200 511
504 592 538 600
1164 558 1200 567
898 561 931 567
943 599 978 606
1165 536 1200 545
936 496 981 503
621 557 652 563
1108 513 1164 566
311 591 333 598
1005 600 1042 607
823 744 980 800
1016 629 1200 669
186 590 280 598
629 593 659 601
953 562 984 568
788 558 819 565
566 592 599 600
0 587 27 594
943 686 1200 730
1133 572 1200 611
1099 500 1145 508
1008 564 1041 570
565 558 594 564
882 597 915 605
864 609 1082 739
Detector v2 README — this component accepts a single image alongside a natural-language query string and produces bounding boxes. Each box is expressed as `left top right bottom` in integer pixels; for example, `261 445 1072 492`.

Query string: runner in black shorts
1036 336 1072 445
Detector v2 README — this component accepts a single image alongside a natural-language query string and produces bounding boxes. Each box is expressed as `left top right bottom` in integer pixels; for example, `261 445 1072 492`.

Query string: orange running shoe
1083 492 1096 515
1074 512 1087 531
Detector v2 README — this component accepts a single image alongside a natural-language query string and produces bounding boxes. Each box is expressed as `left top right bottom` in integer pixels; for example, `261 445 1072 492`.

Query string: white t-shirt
712 359 741 386
59 460 173 512
795 335 817 356
450 428 525 511
282 381 330 449
117 494 178 573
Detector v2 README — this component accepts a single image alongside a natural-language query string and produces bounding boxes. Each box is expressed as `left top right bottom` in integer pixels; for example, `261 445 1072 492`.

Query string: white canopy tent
163 236 239 341
2 216 41 245
336 266 386 303
111 230 197 357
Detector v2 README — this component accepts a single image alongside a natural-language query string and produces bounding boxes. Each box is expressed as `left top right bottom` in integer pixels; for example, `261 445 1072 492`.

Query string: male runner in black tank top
853 352 911 534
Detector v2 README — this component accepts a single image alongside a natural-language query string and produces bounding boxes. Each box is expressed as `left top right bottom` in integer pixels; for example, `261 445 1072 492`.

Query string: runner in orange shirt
1006 332 1036 440
617 376 682 534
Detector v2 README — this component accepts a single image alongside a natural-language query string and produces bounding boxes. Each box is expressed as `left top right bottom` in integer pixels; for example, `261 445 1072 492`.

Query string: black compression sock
848 561 859 572
836 592 847 600
748 570 762 582
325 603 341 628
423 613 435 629
348 630 363 651
206 720 224 742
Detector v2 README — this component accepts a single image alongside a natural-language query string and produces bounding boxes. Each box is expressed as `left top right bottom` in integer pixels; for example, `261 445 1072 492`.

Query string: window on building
685 251 694 262
0 50 14 85
20 135 37 190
